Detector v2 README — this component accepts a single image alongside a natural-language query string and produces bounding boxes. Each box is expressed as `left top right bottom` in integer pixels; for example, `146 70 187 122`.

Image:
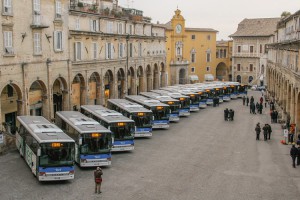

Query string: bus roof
17 116 74 143
151 90 190 99
108 99 153 113
81 105 134 123
56 111 111 134
125 95 169 107
140 92 179 102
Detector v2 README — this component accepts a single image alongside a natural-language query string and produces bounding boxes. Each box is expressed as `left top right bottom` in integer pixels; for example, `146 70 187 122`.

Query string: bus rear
205 89 214 105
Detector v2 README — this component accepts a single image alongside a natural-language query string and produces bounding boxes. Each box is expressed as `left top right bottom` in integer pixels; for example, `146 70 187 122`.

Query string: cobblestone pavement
1 91 300 200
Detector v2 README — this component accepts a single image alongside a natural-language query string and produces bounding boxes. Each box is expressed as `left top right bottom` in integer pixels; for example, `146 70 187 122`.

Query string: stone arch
104 70 114 103
71 73 86 111
89 72 101 105
236 75 241 83
153 63 159 89
29 80 48 117
128 67 136 95
248 76 253 84
0 83 23 134
216 62 228 81
160 62 166 87
179 68 187 84
137 66 144 94
117 68 126 99
146 65 152 91
52 77 68 115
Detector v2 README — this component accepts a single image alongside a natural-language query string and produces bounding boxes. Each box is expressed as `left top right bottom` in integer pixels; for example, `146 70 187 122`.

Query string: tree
281 11 291 18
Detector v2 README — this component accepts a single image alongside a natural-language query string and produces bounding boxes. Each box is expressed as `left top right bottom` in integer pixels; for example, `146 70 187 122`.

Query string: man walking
224 108 229 121
242 96 246 105
246 96 249 106
262 124 268 141
255 123 261 140
297 146 300 166
267 124 272 140
290 145 298 168
250 96 254 104
259 103 263 114
94 167 103 194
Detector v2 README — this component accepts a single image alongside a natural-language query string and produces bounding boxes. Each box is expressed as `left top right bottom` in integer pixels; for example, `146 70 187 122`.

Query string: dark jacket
262 125 268 134
267 124 272 133
290 146 298 157
94 169 103 180
255 125 261 133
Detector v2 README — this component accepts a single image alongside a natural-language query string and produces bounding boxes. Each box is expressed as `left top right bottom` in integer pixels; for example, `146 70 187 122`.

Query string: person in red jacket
94 167 103 194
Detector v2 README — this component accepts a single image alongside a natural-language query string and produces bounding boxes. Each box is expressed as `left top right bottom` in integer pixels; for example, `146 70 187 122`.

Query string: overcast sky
118 0 299 40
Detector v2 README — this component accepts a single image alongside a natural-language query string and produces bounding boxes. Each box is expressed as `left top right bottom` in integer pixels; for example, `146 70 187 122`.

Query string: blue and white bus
152 90 190 116
140 92 180 122
16 116 75 181
125 95 170 129
107 99 153 137
238 84 248 97
81 105 135 152
55 111 112 167
225 82 239 99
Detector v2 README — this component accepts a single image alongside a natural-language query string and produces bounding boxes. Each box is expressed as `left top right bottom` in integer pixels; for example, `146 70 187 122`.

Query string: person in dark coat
274 110 278 123
297 146 300 166
255 123 261 140
270 110 275 123
224 108 229 121
262 124 268 141
290 145 298 168
246 96 249 106
251 103 256 114
256 102 260 113
259 103 263 114
250 96 254 104
242 96 246 105
267 124 272 140
228 109 234 121
270 101 275 110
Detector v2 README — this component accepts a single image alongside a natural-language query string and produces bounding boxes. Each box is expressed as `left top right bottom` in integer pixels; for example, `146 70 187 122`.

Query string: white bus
16 116 75 181
55 111 112 167
81 105 135 152
125 95 170 129
107 99 153 137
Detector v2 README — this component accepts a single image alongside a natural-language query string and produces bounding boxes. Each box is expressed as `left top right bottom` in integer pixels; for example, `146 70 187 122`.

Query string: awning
204 74 214 81
189 75 199 81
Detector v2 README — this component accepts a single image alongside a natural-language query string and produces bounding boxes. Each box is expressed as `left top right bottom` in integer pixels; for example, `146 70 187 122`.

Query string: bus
151 90 190 116
81 105 135 152
16 116 75 181
202 86 215 105
125 95 170 129
212 85 224 103
55 111 112 167
184 86 208 108
107 99 153 137
225 82 239 99
140 92 180 122
238 84 248 98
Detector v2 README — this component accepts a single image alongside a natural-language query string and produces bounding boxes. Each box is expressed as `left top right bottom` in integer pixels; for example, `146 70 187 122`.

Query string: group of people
255 122 272 141
243 96 264 114
224 108 235 121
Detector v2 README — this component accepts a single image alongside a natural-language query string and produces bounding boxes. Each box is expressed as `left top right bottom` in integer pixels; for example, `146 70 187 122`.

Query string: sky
118 0 299 40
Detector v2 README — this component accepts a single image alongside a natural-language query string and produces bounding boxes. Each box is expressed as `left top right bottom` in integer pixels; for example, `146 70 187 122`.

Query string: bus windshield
152 107 169 120
110 123 134 140
189 95 199 104
179 98 190 109
132 113 152 127
80 133 111 154
39 142 74 167
167 102 180 113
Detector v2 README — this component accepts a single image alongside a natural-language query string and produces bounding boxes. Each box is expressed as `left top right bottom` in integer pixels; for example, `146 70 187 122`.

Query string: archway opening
216 62 228 81
104 70 114 103
117 68 125 99
248 76 254 84
72 74 85 111
236 75 241 83
89 72 101 105
53 77 68 114
29 80 47 117
179 68 186 84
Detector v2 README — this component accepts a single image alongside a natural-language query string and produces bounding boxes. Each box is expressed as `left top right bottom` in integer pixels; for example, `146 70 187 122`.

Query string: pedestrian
297 146 300 166
242 96 246 105
251 103 256 114
255 123 261 140
260 96 263 104
228 109 234 121
216 97 219 106
256 102 259 113
296 134 300 146
259 103 263 114
289 124 296 144
246 96 249 106
94 167 103 194
267 124 272 140
274 110 278 123
263 124 268 141
290 145 298 168
224 108 229 121
270 110 275 123
270 101 275 110
286 113 291 130
250 96 254 104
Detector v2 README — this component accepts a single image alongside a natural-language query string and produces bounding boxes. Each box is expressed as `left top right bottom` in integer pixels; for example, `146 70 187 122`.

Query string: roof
230 18 280 37
185 28 218 32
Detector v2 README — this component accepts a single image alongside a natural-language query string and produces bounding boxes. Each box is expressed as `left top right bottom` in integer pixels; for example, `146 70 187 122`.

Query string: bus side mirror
112 137 114 144
79 138 82 145
152 116 155 120
169 110 171 114
37 149 41 157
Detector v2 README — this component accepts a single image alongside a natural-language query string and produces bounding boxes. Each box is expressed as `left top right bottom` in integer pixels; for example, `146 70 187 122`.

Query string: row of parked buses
15 81 247 181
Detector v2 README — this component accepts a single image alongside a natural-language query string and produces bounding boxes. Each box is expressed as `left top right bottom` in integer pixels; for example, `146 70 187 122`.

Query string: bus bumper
169 117 180 122
152 124 170 129
111 145 134 152
199 102 207 108
223 96 231 102
80 159 111 167
38 174 74 181
190 105 200 111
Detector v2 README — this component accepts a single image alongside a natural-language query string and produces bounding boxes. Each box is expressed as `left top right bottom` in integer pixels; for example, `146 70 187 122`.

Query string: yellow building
163 9 218 84
216 40 233 81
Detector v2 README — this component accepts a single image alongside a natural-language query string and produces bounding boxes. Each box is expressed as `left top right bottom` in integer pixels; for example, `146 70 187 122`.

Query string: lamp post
126 34 130 95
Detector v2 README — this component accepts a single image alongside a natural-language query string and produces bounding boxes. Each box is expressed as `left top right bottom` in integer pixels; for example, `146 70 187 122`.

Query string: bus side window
19 125 26 136
25 135 38 154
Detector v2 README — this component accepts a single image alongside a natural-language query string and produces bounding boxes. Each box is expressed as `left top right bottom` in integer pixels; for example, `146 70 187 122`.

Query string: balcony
170 59 189 65
30 14 49 29
232 52 264 58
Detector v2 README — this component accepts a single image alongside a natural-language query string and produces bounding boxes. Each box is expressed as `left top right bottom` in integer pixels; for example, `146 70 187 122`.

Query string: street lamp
126 34 130 95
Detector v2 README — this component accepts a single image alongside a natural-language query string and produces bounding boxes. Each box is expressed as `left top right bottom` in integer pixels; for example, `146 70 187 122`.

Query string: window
3 0 12 14
75 18 80 30
191 35 195 40
129 43 133 57
92 43 98 60
237 64 241 71
33 0 40 13
191 53 195 63
4 31 13 54
216 51 219 58
191 67 195 73
138 43 142 57
206 52 211 62
177 47 181 55
119 43 123 58
55 0 62 19
75 42 82 61
224 49 227 58
129 24 133 34
107 22 113 33
207 35 211 40
237 46 241 53
7 85 13 97
261 65 264 74
105 43 114 59
250 64 253 72
33 33 42 55
117 23 123 34
260 44 262 53
54 31 63 51
220 49 223 58
250 46 254 53
90 20 99 32
206 66 210 72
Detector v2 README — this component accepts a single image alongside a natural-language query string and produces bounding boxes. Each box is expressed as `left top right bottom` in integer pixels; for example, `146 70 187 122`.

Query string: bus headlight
69 170 74 175
39 172 46 176
107 157 112 161
80 159 87 163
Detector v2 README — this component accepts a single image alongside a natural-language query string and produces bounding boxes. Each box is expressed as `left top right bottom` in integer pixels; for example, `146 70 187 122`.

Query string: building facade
230 18 280 85
162 9 218 84
216 40 233 81
267 10 300 129
0 0 166 151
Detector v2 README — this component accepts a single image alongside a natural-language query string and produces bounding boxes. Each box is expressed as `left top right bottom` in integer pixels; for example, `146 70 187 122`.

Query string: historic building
230 18 280 85
216 40 233 81
267 10 300 129
0 0 166 151
161 9 218 84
